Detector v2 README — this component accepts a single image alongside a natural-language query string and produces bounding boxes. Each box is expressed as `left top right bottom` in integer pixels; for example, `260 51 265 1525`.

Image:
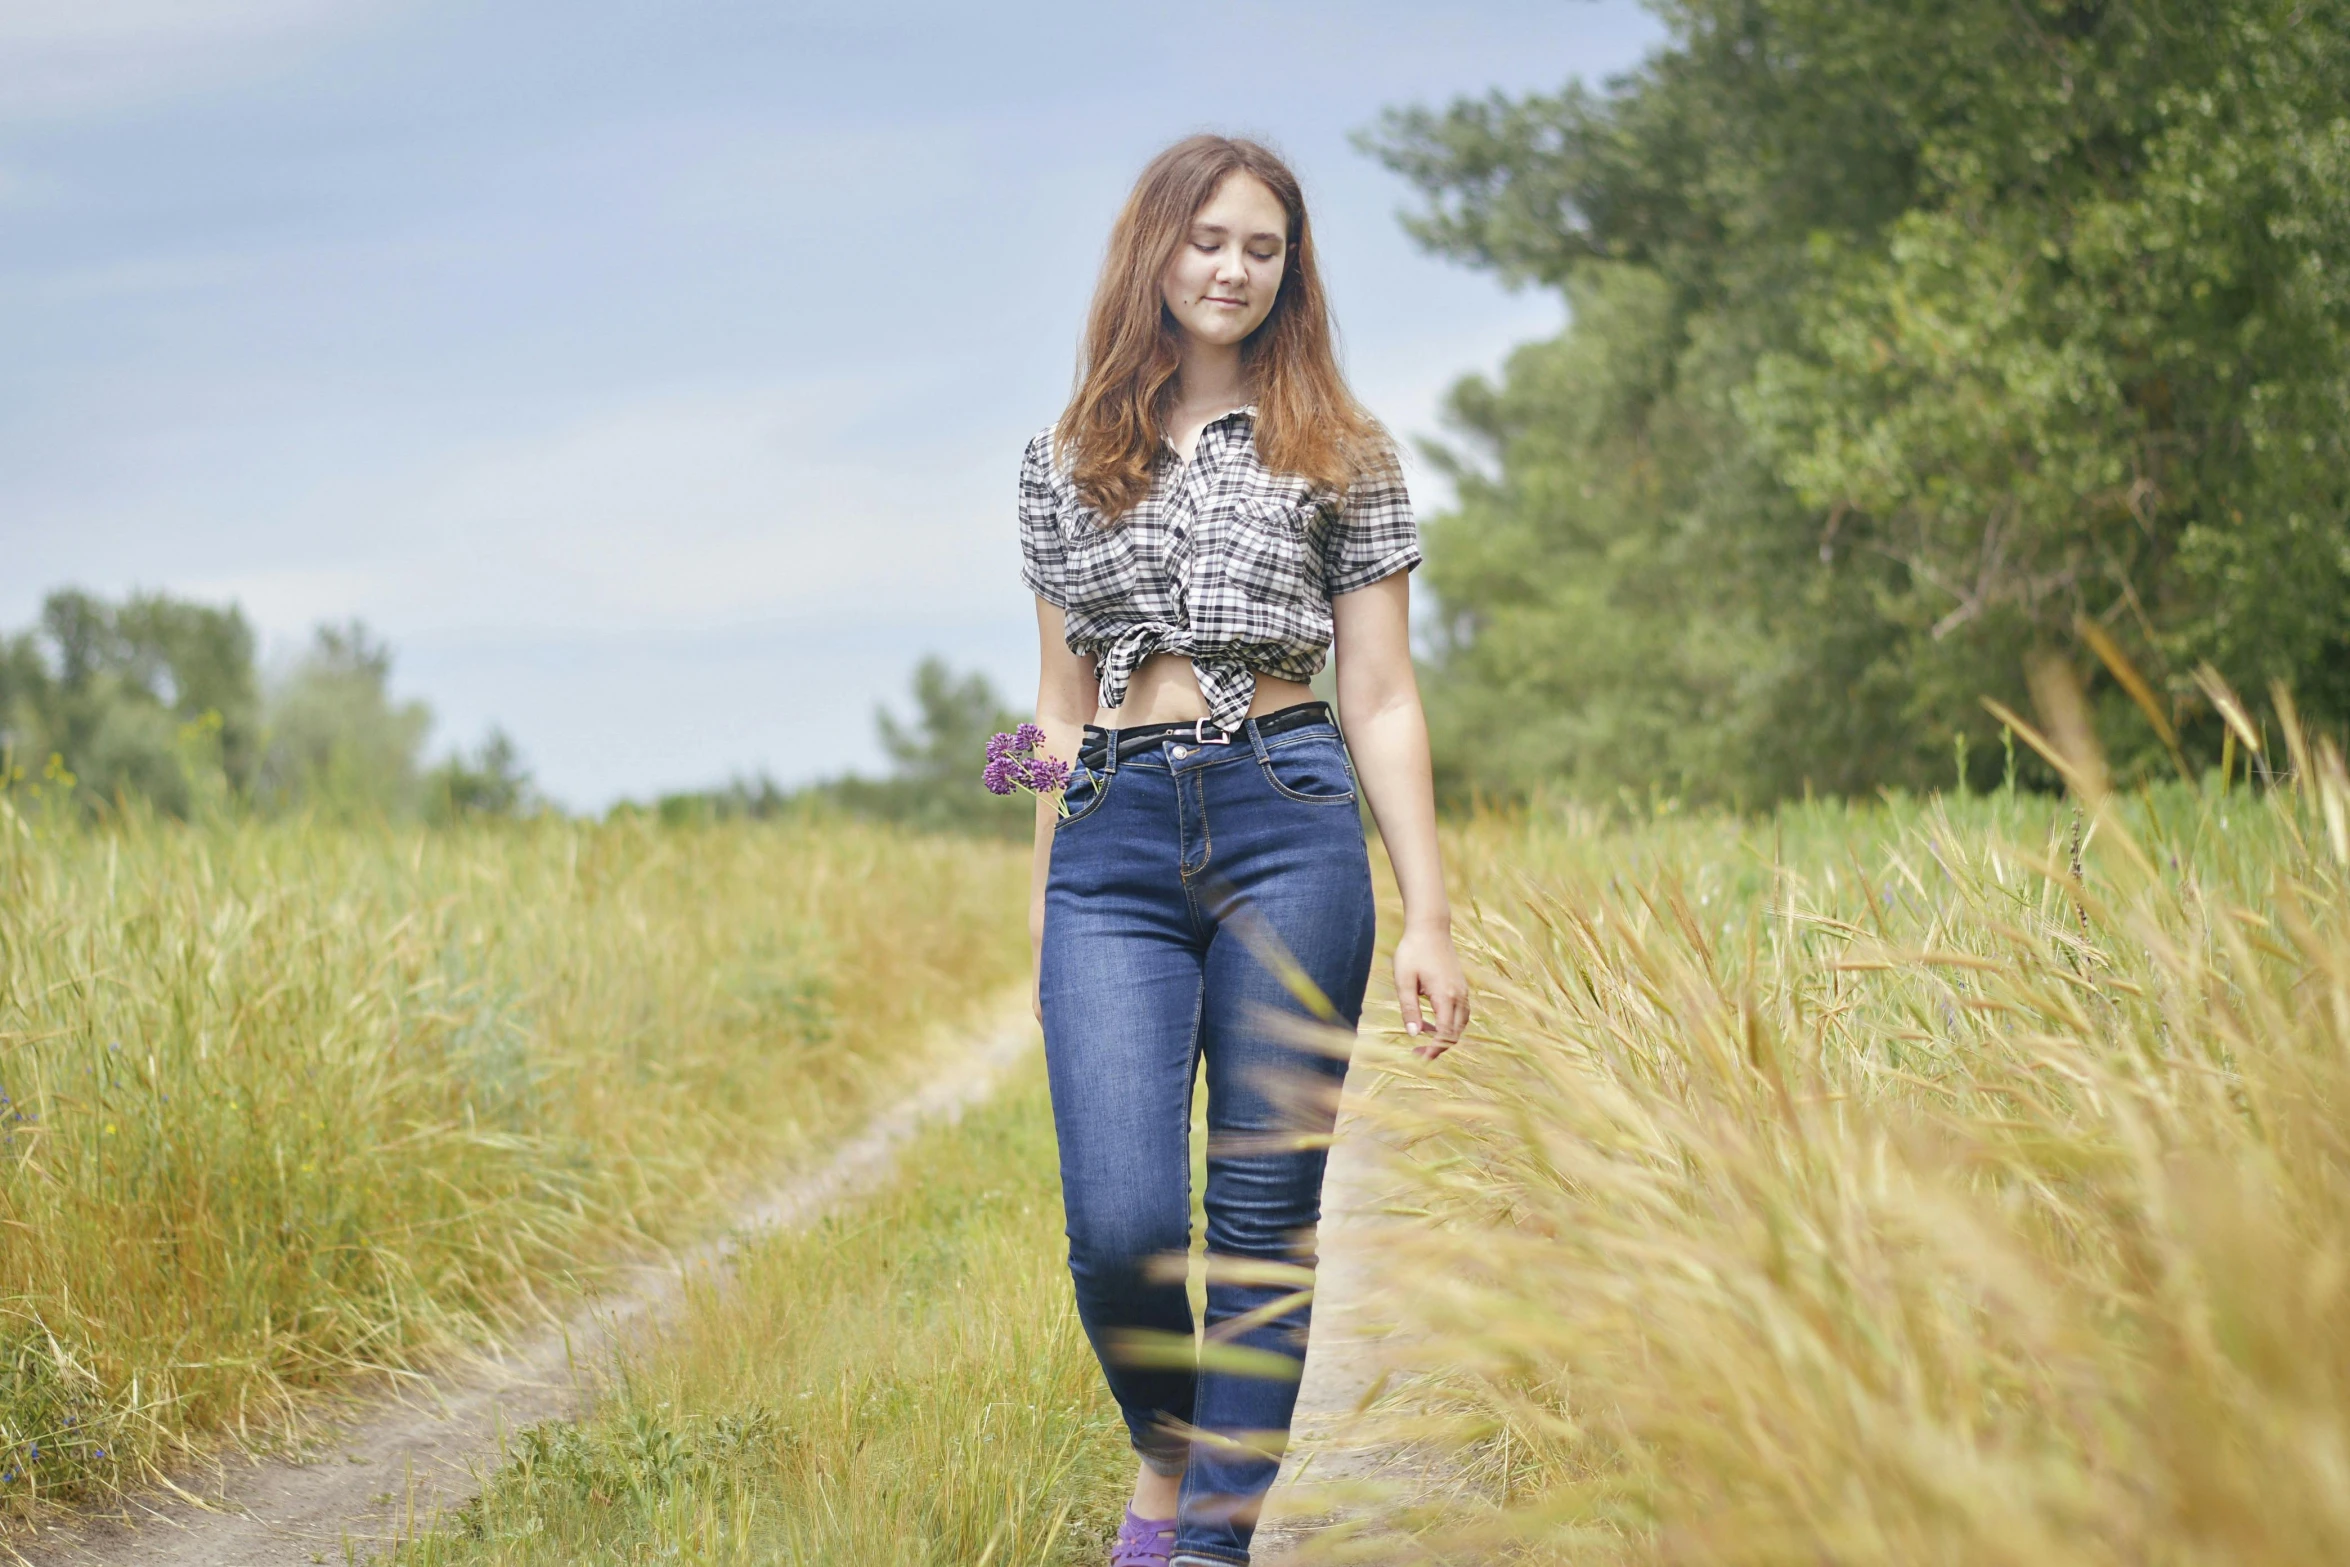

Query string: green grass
395 1059 1132 1567
1326 754 2350 1562
24 703 2344 1564
0 806 1027 1517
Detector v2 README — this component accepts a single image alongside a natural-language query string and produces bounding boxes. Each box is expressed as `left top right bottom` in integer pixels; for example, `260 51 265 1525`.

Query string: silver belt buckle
1194 716 1232 746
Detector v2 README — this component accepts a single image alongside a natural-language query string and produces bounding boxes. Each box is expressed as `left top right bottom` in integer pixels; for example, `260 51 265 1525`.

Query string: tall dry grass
393 1059 1128 1567
0 804 1025 1515
1341 716 2350 1562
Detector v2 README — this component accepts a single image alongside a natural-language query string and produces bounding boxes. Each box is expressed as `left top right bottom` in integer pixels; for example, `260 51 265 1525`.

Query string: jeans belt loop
1245 714 1274 769
1101 728 1121 774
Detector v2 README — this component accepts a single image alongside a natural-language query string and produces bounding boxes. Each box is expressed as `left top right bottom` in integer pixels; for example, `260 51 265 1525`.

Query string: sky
0 0 1662 811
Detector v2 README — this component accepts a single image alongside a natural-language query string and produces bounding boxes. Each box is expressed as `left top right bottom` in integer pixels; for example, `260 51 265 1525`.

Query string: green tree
0 589 260 815
834 656 1029 837
645 658 1029 837
1371 0 2350 803
257 621 432 818
424 728 538 823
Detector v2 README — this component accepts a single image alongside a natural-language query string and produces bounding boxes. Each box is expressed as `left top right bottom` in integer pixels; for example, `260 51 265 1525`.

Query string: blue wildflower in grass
982 728 1073 815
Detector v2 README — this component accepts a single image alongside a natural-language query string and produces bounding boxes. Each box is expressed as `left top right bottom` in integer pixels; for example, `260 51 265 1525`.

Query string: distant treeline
643 657 1030 840
1373 0 2350 805
0 590 1026 835
0 590 531 823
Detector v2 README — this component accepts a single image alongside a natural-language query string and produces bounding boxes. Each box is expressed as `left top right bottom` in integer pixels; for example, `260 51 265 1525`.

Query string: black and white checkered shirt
1018 407 1421 730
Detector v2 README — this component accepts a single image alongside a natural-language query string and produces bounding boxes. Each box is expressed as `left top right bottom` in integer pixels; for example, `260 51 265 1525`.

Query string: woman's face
1159 170 1288 350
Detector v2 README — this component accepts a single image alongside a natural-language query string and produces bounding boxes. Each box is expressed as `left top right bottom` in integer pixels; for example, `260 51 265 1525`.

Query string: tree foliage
653 657 1030 839
254 621 433 819
424 728 538 824
1370 0 2350 803
857 656 1030 836
0 591 259 816
0 590 529 822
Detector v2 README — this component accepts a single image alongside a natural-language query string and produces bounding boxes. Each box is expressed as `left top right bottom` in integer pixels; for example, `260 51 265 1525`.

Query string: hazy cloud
258 380 1010 634
1 0 1661 804
0 0 387 119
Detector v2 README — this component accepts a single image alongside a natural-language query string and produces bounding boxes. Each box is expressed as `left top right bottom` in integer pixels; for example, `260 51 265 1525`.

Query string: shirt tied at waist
1094 623 1261 733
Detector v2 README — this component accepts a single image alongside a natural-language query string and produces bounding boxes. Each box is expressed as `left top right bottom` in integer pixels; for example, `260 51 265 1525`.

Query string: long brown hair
1057 135 1391 520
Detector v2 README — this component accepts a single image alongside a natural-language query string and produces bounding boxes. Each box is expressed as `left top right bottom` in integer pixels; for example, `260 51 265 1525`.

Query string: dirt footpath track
10 996 1040 1567
1255 1080 1433 1564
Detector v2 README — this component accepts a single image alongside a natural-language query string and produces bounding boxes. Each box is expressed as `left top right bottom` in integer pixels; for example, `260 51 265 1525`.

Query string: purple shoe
1110 1506 1177 1566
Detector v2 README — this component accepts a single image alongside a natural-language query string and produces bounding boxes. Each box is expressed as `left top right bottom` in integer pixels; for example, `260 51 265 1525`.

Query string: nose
1213 250 1247 287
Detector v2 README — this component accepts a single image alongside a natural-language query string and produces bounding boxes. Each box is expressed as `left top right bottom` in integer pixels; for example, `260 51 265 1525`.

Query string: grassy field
376 717 2350 1567
12 716 2347 1565
1337 745 2350 1561
393 1061 1132 1567
0 803 1027 1518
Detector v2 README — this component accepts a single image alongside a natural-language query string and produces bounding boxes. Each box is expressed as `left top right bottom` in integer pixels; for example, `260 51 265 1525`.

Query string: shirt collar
1162 403 1257 457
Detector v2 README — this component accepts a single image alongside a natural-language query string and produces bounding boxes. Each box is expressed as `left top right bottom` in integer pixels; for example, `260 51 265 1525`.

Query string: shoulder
1019 427 1079 541
1340 431 1409 507
1343 423 1405 484
1019 426 1058 500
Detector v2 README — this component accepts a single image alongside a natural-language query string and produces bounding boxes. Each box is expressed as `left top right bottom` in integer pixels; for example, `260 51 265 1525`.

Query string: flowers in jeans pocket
982 726 1073 812
985 723 1046 762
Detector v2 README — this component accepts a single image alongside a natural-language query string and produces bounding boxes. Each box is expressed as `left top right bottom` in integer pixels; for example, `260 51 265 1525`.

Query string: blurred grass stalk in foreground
0 808 1026 1516
1332 686 2350 1563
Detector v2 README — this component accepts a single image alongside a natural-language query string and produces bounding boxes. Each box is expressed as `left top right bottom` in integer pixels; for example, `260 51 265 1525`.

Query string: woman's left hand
1393 924 1470 1059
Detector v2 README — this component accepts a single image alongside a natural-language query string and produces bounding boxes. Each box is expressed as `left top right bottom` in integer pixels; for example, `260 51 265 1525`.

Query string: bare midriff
1090 650 1316 728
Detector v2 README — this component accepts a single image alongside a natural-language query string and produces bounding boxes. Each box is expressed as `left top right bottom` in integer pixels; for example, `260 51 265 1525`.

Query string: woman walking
1021 135 1470 1567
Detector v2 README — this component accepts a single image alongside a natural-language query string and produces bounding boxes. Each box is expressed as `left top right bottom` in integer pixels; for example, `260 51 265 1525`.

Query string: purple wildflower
1017 755 1071 794
982 727 1074 801
982 726 1072 801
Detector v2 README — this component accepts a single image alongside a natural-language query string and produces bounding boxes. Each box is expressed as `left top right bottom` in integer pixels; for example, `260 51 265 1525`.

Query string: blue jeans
1038 706 1376 1567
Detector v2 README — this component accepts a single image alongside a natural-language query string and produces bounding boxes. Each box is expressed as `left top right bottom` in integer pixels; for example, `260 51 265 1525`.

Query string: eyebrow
1190 223 1286 244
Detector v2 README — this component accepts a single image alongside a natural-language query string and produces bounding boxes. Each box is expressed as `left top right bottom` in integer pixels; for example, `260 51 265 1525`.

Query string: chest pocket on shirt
1223 497 1316 602
1058 513 1138 617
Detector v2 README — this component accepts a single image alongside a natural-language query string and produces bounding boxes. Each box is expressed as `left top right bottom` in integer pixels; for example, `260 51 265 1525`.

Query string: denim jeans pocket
1256 733 1357 804
1054 758 1114 828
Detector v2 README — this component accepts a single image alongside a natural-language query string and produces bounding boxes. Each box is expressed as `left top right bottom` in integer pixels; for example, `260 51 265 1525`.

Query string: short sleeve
1320 451 1421 595
1018 429 1069 608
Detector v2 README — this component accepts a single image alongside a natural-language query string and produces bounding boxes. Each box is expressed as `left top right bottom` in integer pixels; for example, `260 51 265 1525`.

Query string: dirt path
1254 1084 1423 1563
9 995 1039 1567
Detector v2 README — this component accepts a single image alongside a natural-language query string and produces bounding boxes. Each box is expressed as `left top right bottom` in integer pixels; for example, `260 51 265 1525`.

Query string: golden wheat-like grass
1322 716 2350 1563
0 804 1025 1515
391 1060 1131 1567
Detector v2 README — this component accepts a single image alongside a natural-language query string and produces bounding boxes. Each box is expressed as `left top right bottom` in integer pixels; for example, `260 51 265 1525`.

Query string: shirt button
1171 745 1191 759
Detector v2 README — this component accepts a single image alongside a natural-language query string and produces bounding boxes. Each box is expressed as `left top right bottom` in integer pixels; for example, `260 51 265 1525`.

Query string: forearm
1029 797 1053 950
1027 710 1086 948
1339 690 1452 934
1327 573 1468 1047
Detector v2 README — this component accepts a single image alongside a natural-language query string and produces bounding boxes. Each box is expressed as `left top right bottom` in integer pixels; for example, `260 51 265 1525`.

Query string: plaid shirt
1018 407 1421 730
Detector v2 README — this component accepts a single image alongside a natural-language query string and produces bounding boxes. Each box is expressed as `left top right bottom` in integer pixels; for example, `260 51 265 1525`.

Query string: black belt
1080 700 1335 766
